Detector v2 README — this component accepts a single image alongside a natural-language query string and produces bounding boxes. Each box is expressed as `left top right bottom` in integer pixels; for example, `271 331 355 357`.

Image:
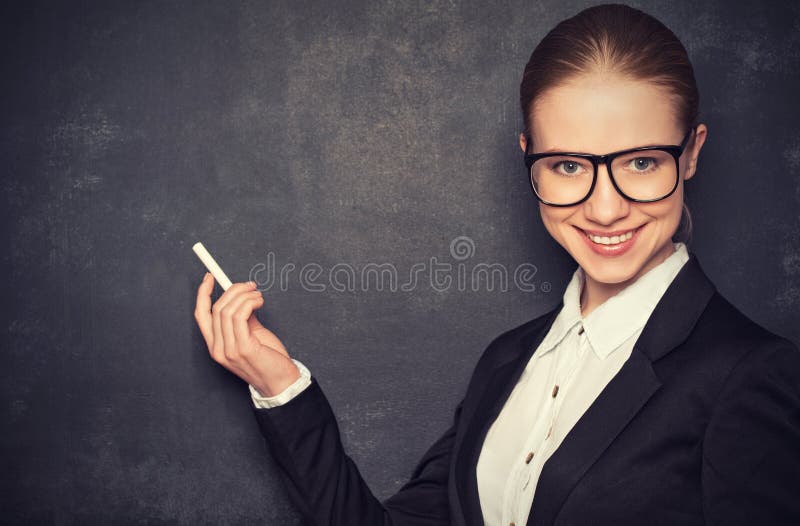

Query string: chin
581 262 642 286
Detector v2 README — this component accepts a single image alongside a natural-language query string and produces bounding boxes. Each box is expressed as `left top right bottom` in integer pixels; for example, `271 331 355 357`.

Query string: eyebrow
539 142 671 154
541 147 571 153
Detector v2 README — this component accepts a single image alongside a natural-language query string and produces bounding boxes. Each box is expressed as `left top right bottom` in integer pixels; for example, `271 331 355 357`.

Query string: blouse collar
537 242 690 360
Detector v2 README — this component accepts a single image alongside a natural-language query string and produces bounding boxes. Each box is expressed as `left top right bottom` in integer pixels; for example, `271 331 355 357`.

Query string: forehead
530 73 682 153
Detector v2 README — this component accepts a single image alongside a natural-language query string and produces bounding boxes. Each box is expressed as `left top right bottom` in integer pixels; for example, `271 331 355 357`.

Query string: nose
582 161 630 224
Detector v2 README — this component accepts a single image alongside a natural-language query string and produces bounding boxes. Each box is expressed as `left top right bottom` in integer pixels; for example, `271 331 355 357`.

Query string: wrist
254 359 301 397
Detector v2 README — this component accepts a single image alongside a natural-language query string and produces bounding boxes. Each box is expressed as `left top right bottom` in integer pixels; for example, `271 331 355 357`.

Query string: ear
683 123 708 181
519 132 528 153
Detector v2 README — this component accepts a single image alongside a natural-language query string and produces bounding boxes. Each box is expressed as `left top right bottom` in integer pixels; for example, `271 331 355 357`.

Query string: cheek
538 204 555 230
538 203 573 237
637 192 684 229
665 186 686 223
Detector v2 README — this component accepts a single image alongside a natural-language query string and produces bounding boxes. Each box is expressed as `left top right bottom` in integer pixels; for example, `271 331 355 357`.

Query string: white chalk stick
192 242 233 291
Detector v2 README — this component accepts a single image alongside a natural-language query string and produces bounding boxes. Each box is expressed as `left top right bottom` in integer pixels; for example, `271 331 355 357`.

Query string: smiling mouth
581 227 640 245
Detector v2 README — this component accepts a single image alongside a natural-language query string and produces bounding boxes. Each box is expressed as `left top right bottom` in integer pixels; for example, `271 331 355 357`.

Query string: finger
216 282 257 361
220 289 262 361
246 305 279 342
194 273 215 349
233 292 265 354
249 316 289 356
212 281 256 362
216 281 256 310
247 310 264 332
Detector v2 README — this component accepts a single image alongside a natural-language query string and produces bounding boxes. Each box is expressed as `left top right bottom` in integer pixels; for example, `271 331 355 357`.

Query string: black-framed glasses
523 127 695 207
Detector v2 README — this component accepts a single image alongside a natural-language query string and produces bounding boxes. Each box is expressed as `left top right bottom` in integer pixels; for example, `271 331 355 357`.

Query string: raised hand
194 273 300 397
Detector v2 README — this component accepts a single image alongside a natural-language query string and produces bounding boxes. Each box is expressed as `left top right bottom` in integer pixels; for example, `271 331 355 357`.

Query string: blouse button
525 451 534 464
578 326 584 335
551 384 559 398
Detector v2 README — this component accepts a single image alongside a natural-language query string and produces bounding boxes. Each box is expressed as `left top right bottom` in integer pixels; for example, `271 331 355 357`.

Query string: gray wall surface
3 0 799 524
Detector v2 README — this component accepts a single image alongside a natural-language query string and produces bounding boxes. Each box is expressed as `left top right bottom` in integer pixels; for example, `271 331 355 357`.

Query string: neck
579 243 677 318
579 280 628 318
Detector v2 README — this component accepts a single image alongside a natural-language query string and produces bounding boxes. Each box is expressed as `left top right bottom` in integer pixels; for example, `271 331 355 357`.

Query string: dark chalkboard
3 1 799 523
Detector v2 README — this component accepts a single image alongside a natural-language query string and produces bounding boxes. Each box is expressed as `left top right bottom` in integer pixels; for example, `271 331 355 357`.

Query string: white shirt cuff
249 358 312 409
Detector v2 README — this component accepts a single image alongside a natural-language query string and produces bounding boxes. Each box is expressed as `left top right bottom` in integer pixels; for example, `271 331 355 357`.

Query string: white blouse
250 243 690 526
476 242 688 526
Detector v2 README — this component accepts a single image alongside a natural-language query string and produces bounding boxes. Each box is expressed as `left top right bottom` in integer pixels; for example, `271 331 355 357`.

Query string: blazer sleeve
702 338 800 524
249 358 313 409
252 375 462 526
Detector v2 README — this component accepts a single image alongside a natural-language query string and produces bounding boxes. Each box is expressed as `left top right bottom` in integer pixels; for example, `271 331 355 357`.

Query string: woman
193 4 800 525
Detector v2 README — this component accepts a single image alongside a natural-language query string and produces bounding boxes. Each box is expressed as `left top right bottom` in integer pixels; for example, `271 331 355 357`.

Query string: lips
576 225 642 256
584 229 636 245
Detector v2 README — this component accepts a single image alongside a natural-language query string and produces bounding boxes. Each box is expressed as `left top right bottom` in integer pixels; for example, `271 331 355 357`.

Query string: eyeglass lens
530 149 677 205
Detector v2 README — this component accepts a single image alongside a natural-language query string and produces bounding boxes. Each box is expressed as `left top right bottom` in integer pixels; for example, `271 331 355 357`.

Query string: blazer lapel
525 347 660 525
453 305 561 526
526 252 717 526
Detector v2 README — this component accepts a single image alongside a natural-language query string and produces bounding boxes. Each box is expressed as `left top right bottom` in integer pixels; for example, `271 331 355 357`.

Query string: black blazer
253 251 800 525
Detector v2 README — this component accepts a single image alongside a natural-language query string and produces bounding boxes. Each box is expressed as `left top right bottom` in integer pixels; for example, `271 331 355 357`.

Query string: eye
628 157 658 172
554 160 586 176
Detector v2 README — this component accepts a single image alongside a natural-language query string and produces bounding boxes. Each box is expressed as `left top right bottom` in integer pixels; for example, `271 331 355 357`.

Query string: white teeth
586 230 635 245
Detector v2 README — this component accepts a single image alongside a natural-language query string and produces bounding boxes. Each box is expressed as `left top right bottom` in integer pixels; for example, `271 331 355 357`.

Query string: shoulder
677 250 796 354
694 289 799 363
683 288 800 414
699 300 800 520
700 295 800 487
